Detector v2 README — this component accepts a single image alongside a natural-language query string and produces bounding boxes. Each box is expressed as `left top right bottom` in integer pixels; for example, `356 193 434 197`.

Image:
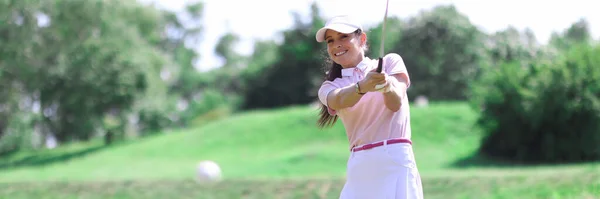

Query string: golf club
375 0 390 90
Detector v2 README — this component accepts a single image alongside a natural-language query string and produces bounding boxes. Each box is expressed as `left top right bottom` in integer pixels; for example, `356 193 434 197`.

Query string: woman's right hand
358 69 388 93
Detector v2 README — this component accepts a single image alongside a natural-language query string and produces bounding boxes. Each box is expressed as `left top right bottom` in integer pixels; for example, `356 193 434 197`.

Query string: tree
0 0 43 150
210 32 246 93
241 3 326 109
486 26 541 65
162 1 204 99
549 18 592 53
215 32 243 69
390 5 487 101
365 16 404 59
0 0 178 149
138 2 206 130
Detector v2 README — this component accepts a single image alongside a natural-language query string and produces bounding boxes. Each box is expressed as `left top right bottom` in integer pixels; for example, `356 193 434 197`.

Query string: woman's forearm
383 85 403 112
327 83 365 110
383 74 408 112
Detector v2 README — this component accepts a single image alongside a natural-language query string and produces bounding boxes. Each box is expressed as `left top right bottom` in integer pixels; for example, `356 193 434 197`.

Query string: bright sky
139 0 599 71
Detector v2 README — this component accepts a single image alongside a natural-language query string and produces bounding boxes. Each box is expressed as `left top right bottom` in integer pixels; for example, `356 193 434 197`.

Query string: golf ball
196 160 222 183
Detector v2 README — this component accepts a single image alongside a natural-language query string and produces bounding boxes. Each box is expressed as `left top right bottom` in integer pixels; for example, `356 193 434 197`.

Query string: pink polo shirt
318 53 412 150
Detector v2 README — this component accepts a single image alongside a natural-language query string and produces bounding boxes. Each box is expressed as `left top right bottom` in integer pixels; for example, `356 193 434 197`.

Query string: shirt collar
341 57 372 77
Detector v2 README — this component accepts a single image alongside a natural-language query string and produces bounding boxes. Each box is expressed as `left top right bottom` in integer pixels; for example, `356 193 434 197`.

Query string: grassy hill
1 102 599 199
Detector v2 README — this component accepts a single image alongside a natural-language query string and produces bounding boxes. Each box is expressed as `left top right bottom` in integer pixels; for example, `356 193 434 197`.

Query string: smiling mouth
335 50 347 56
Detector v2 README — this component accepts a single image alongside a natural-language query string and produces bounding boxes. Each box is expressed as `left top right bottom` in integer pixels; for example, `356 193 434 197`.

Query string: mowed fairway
1 102 599 199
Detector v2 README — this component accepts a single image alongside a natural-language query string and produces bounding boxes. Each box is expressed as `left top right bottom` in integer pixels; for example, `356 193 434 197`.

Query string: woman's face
324 29 366 68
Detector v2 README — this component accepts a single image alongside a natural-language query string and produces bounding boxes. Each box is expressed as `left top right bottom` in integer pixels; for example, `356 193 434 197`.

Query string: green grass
1 102 599 198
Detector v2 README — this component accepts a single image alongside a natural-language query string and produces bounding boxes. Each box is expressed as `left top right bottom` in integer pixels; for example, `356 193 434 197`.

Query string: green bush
471 43 600 163
137 105 176 135
179 89 241 127
0 112 37 154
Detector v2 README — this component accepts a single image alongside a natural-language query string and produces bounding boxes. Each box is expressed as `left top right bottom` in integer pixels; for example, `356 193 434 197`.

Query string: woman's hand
358 69 388 93
376 76 393 93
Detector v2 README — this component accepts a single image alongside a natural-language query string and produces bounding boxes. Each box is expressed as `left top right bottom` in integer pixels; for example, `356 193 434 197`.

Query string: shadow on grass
451 151 600 168
0 148 19 159
451 153 527 168
0 144 109 170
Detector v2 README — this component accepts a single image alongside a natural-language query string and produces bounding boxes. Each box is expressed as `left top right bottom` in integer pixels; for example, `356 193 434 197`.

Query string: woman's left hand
375 75 393 93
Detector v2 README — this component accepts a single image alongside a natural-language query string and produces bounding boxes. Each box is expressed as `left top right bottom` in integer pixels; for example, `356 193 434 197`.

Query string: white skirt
339 142 423 199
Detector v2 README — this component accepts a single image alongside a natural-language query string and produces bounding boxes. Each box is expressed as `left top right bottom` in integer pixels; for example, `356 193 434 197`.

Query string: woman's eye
327 40 333 43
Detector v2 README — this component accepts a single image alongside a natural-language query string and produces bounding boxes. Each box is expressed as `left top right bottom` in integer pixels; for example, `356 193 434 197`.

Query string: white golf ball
196 160 222 183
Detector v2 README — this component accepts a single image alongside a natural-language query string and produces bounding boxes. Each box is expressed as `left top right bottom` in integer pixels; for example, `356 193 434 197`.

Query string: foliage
365 16 404 58
179 88 241 127
0 112 36 155
391 5 487 101
241 3 327 109
471 43 600 163
0 0 198 150
238 39 279 93
485 26 542 65
549 18 592 53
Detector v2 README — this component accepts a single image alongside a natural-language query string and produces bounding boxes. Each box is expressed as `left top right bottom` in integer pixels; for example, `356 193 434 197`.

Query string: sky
138 0 600 71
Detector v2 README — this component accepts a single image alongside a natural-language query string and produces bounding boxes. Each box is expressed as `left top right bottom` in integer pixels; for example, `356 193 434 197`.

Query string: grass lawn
1 102 599 198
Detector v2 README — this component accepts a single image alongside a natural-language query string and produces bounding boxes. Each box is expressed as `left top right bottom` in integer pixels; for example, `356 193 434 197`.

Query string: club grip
376 57 383 73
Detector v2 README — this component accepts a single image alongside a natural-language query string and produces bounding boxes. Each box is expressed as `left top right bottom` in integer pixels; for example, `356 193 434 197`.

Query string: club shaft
379 0 390 58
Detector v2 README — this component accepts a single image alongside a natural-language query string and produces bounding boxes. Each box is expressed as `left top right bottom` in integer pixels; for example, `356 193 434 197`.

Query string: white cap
315 15 363 43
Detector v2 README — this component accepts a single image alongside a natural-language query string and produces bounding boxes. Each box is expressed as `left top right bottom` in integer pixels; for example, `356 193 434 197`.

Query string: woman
315 15 423 199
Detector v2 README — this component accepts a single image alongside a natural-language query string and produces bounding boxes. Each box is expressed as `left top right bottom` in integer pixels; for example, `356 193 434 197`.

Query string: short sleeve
318 80 339 115
384 53 411 88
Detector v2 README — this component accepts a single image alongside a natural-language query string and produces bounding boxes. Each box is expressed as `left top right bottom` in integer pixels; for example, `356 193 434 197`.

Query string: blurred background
1 0 599 198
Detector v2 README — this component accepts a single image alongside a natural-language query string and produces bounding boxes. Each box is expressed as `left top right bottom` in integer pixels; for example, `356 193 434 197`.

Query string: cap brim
315 24 359 43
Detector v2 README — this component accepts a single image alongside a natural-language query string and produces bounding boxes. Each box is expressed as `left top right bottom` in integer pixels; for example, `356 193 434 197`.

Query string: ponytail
317 61 342 128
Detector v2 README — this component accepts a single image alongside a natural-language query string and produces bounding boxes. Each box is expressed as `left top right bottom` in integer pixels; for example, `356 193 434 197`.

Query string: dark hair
317 29 365 128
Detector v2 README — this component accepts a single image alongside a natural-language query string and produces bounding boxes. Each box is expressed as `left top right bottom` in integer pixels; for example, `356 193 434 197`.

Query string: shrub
0 112 37 154
179 89 241 127
471 43 600 163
